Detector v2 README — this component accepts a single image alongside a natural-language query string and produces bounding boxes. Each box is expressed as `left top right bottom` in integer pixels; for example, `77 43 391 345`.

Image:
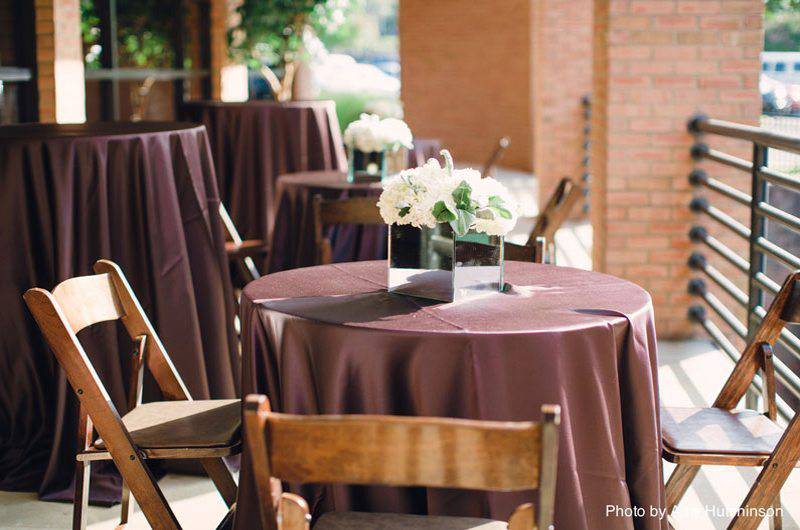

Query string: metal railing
688 115 800 419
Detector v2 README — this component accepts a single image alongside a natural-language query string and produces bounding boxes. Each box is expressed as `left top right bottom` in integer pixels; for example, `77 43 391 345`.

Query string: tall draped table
234 261 666 530
0 122 239 504
181 100 347 258
268 171 386 272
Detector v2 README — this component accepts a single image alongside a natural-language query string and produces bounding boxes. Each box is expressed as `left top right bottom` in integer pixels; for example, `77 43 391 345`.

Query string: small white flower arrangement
378 150 518 237
343 113 414 153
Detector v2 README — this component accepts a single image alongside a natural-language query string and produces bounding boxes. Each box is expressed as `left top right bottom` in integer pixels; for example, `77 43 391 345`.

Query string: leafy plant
432 151 513 237
229 0 347 101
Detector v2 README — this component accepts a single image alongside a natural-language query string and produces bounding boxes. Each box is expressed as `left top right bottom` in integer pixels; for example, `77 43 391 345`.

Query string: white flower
377 151 518 236
344 113 414 153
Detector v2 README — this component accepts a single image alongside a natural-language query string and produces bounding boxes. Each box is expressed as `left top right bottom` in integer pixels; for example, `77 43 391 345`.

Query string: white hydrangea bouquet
382 150 518 302
378 150 518 237
343 113 414 181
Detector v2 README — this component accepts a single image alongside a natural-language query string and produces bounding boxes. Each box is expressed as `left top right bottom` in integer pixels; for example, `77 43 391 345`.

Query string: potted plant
343 113 414 182
378 150 519 302
229 0 346 102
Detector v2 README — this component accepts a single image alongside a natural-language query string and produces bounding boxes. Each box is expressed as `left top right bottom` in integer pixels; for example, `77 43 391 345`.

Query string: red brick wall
34 0 84 123
592 0 762 338
399 0 534 171
533 0 593 209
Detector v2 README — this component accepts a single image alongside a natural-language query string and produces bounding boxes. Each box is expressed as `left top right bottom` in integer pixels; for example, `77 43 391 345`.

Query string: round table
268 171 386 272
234 261 665 530
0 122 239 504
181 100 347 258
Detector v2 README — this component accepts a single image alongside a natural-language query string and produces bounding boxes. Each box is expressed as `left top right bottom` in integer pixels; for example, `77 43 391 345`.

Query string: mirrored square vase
387 224 505 302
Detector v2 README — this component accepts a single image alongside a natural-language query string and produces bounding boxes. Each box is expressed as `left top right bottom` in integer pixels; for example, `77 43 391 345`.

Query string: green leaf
451 181 473 210
491 206 513 220
451 209 476 237
488 195 505 207
432 201 457 222
398 206 411 218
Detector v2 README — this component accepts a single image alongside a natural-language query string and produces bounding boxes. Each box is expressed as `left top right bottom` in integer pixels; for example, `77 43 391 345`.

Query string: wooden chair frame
481 136 511 178
312 195 384 265
525 178 583 262
220 202 268 284
24 260 238 530
505 236 549 265
243 394 561 530
664 271 800 530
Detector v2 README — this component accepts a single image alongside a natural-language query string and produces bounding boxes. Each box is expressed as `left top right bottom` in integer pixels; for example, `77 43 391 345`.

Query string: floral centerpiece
379 150 518 302
343 113 414 182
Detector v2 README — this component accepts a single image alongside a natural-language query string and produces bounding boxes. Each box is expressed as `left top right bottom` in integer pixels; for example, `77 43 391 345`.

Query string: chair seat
315 511 506 530
94 399 241 450
661 406 783 456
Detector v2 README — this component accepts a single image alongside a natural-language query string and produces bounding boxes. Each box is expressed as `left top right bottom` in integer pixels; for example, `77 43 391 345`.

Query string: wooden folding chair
663 270 800 530
525 178 582 263
481 136 511 178
312 195 384 265
220 202 269 284
23 260 240 530
243 394 561 530
505 236 549 264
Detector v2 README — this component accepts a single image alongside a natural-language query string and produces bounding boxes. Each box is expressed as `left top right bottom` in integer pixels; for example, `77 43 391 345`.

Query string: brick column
532 0 593 209
399 0 534 171
34 0 84 123
591 0 762 338
209 0 228 100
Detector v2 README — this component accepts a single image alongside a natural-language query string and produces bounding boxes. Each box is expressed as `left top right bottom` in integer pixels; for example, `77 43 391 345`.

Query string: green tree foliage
81 0 176 69
765 0 800 52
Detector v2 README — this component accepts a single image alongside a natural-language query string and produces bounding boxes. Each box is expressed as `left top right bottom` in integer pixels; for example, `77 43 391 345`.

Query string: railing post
745 142 769 409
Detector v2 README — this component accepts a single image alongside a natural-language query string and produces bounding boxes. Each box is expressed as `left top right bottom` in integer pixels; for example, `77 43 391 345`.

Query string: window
776 62 786 72
794 63 800 72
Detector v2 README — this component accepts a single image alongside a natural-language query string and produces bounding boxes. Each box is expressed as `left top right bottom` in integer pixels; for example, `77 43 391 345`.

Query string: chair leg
201 458 238 507
666 464 701 513
72 460 90 530
728 463 792 530
770 493 782 530
120 480 136 526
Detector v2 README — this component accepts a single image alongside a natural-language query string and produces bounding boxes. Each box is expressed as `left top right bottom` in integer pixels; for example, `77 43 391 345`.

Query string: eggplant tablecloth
234 261 666 530
0 122 239 504
181 100 347 252
268 171 386 272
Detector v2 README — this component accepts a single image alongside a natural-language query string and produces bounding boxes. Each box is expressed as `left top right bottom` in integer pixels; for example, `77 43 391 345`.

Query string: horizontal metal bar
688 253 748 307
689 170 751 206
688 279 748 338
690 115 800 156
761 167 800 194
690 197 750 239
702 147 753 173
754 271 780 295
0 67 32 82
690 226 750 274
85 68 210 81
756 201 800 235
754 236 800 271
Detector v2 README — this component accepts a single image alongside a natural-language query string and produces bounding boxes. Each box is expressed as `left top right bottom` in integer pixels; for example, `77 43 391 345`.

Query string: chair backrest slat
266 412 541 490
51 273 125 333
526 177 582 246
316 196 383 226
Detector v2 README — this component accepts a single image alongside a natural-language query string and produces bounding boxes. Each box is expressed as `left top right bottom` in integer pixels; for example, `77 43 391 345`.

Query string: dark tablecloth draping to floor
233 261 666 530
268 171 386 272
0 122 239 504
181 100 347 255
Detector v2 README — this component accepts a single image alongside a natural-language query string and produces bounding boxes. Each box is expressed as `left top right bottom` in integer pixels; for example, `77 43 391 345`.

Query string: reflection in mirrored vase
387 224 504 302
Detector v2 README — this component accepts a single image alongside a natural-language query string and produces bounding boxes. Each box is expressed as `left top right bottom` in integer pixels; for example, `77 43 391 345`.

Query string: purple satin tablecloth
234 261 666 530
181 100 347 258
268 171 386 272
0 122 239 504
